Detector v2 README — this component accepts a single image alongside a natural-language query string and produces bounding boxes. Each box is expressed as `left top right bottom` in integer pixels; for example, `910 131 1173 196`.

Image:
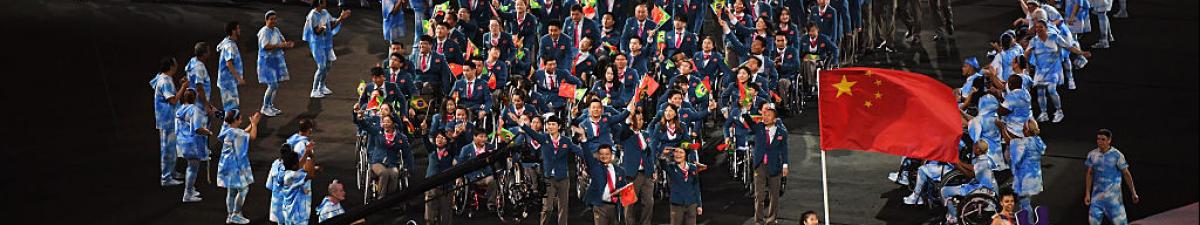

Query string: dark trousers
424 187 453 225
753 166 782 225
624 173 655 225
593 203 619 225
541 178 570 225
669 203 698 225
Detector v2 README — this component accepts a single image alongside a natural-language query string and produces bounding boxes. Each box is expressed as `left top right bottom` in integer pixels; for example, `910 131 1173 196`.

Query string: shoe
182 195 203 203
1052 110 1065 123
888 172 900 183
310 90 325 98
903 195 923 205
1068 80 1077 90
271 107 283 115
1037 112 1050 122
1091 42 1110 49
321 87 334 95
161 179 183 187
261 108 278 117
1114 10 1128 18
190 190 202 198
229 213 250 224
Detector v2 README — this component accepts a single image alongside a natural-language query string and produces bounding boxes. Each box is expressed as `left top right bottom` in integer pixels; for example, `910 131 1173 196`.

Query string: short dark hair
547 20 562 28
159 57 176 73
299 118 316 132
224 109 241 124
181 88 197 104
597 144 613 153
419 35 435 43
371 66 386 76
1098 129 1113 139
474 128 488 136
998 187 1017 200
570 5 583 12
390 52 404 60
390 41 404 47
225 21 240 37
801 211 818 221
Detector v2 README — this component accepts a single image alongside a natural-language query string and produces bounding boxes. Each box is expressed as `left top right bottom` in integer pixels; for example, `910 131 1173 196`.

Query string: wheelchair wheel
741 149 754 191
575 157 590 199
355 136 368 190
957 192 999 225
453 184 471 216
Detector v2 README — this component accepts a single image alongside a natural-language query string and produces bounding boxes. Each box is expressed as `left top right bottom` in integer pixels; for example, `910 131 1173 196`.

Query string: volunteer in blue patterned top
1085 129 1140 225
216 21 245 112
217 109 261 224
152 57 189 187
258 10 295 117
303 0 351 98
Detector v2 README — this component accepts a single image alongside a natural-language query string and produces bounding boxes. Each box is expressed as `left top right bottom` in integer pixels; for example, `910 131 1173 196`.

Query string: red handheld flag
558 81 577 98
818 67 962 163
617 184 637 207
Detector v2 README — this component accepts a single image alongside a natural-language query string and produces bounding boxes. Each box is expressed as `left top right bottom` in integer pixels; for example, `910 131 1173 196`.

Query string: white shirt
601 163 617 202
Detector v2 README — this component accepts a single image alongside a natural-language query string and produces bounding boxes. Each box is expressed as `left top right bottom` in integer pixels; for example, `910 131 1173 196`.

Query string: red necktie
438 42 444 54
438 148 448 158
676 33 683 48
592 121 599 136
638 23 644 37
606 166 616 202
763 129 771 164
467 81 474 97
420 55 428 71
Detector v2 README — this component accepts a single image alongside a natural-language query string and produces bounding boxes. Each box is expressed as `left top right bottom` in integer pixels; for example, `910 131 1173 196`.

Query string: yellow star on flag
864 100 873 108
833 75 857 98
875 79 883 86
874 91 883 99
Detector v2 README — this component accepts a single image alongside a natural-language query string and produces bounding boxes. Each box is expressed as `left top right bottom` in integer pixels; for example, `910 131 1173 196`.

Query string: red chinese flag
617 183 637 207
449 63 464 77
558 81 577 98
818 67 962 163
487 74 497 89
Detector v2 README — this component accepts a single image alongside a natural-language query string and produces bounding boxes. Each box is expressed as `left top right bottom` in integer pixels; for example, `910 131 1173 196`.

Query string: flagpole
817 68 830 225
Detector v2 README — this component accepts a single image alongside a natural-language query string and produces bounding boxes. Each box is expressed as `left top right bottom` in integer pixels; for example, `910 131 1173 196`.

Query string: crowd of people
148 0 1136 224
888 0 1140 224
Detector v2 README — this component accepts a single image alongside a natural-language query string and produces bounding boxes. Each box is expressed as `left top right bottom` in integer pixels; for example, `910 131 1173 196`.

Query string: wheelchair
785 58 828 117
495 146 546 224
355 135 411 204
724 138 755 192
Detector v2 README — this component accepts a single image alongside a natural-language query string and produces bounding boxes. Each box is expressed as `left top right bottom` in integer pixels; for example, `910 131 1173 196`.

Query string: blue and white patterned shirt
150 73 176 129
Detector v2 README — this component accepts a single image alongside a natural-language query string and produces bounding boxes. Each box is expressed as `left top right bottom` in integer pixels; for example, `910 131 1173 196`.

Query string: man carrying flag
357 67 407 117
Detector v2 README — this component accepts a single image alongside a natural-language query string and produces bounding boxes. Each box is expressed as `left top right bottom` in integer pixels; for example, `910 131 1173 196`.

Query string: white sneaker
903 195 924 205
1114 10 1129 18
1091 42 1110 49
1068 80 1077 90
189 190 202 198
182 195 203 203
261 108 278 117
229 213 250 224
1037 112 1050 122
888 172 900 183
321 87 334 95
1053 110 1065 123
160 179 183 187
310 90 325 98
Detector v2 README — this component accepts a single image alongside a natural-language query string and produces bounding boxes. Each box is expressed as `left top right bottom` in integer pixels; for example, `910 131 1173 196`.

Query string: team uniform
216 37 243 112
1086 147 1130 225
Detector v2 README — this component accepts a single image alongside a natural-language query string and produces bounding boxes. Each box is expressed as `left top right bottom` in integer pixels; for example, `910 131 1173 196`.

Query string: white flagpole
818 68 830 225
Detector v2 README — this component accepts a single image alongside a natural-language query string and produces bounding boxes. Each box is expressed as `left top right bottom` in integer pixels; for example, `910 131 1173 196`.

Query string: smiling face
266 14 278 27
